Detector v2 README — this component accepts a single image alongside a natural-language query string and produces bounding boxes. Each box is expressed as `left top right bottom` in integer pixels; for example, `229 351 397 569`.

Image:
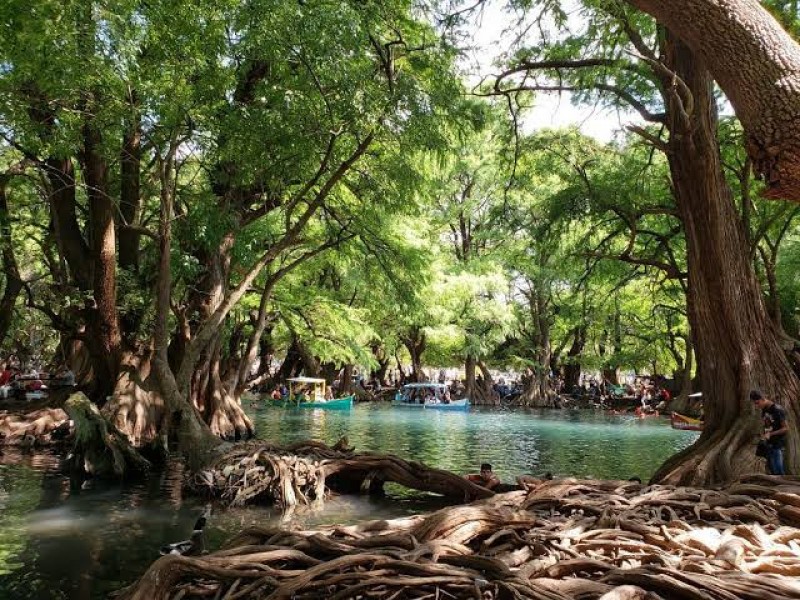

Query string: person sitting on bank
751 389 788 476
465 463 501 490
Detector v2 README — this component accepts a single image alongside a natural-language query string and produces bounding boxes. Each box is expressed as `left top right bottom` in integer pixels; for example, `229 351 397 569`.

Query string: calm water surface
0 404 697 599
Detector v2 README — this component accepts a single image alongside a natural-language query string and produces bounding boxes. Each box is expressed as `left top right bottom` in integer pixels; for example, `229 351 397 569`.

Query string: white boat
392 383 469 411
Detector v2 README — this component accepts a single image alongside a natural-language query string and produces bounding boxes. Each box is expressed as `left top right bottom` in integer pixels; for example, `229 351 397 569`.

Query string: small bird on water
160 507 211 556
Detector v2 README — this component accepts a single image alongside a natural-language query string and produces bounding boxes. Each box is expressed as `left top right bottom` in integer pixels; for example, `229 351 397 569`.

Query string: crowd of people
0 357 76 401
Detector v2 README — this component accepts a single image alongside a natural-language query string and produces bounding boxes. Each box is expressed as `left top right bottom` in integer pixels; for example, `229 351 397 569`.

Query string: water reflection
0 405 696 599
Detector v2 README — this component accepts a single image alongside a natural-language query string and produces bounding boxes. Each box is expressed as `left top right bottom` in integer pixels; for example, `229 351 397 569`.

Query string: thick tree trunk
276 336 304 382
402 326 426 383
370 344 391 385
0 179 22 347
628 0 800 201
341 364 355 394
651 32 800 485
65 392 151 479
46 158 93 290
477 360 499 406
520 285 555 406
82 125 122 401
178 235 254 439
104 351 164 446
465 356 476 401
519 293 555 407
296 338 321 378
151 156 222 466
563 326 586 393
118 111 142 272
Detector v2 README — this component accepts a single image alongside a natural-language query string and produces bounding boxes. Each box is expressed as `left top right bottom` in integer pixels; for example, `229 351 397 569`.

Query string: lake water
0 404 696 599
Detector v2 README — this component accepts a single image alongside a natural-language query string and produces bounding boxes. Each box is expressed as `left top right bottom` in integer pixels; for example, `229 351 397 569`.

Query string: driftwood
119 474 800 600
188 438 495 507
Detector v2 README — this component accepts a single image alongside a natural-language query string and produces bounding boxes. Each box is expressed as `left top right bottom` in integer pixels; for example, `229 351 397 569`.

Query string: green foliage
0 0 797 391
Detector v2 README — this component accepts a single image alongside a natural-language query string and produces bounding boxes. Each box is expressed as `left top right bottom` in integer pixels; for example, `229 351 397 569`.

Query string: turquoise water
250 404 697 483
0 405 696 599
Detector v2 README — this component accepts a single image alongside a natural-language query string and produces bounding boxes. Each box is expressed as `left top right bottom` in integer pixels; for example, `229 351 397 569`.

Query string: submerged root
120 475 800 600
188 438 494 507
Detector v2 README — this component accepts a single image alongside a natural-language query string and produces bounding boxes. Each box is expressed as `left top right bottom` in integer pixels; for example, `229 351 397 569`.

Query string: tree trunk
276 337 303 382
628 0 800 201
150 153 222 466
563 326 586 393
296 338 321 378
118 109 142 272
465 356 476 401
370 344 391 385
65 392 151 479
651 31 800 485
180 235 254 439
0 179 22 347
46 158 93 291
402 326 426 383
82 124 122 401
477 360 499 406
340 364 355 395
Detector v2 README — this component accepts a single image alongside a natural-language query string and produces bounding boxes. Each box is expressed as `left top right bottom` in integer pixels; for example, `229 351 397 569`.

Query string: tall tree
495 1 800 482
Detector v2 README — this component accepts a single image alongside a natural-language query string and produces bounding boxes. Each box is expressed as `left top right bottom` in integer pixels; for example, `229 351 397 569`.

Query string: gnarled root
188 438 494 508
0 408 70 447
121 476 800 600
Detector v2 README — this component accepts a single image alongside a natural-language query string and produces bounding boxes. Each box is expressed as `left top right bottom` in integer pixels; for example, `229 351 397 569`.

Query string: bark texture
118 475 800 600
628 0 800 201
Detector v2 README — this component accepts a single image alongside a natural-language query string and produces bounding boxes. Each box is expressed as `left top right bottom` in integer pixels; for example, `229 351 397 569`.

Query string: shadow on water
0 404 697 599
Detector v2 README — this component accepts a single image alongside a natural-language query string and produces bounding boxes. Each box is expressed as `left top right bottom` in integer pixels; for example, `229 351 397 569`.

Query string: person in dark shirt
465 463 500 490
751 389 788 476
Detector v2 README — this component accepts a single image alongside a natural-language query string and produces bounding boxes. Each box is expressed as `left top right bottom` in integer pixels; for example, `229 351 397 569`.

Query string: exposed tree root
0 407 70 447
188 438 495 507
119 474 800 600
205 390 254 440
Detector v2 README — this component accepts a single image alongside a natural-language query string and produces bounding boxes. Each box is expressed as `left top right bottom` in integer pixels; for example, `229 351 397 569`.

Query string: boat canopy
287 377 327 402
287 377 327 384
400 383 449 389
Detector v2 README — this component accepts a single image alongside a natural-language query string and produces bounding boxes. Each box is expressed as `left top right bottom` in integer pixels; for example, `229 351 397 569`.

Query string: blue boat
392 383 470 411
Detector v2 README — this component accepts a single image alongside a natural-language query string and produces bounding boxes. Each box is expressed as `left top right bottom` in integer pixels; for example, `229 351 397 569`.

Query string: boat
283 377 354 410
671 412 703 431
298 395 354 410
392 383 469 412
25 390 48 401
